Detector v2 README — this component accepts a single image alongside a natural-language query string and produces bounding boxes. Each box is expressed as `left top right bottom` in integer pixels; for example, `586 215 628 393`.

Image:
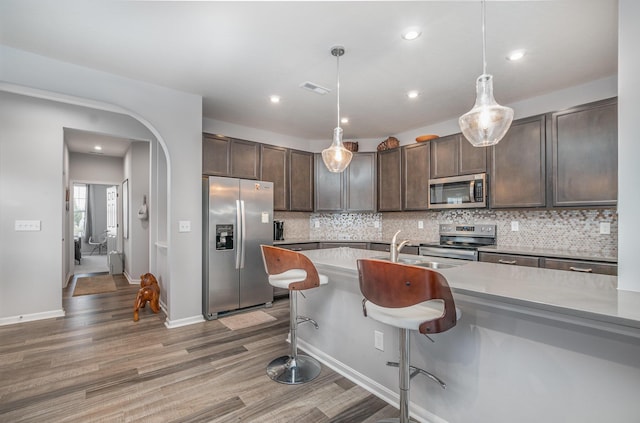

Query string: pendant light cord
481 0 487 75
336 52 341 129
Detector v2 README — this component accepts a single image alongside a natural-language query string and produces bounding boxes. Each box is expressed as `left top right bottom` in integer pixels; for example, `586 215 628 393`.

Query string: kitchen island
294 247 640 423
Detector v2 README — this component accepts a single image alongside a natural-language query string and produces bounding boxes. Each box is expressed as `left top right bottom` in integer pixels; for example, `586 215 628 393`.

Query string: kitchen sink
373 256 460 269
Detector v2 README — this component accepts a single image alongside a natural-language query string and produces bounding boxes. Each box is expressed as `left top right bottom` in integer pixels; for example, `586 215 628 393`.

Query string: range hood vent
299 81 331 95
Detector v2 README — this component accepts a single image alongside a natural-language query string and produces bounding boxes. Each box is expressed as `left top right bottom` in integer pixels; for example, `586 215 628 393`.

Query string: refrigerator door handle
235 199 242 269
240 200 246 269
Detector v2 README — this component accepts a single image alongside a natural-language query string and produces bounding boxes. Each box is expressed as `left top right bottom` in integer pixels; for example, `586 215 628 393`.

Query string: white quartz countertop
302 247 640 331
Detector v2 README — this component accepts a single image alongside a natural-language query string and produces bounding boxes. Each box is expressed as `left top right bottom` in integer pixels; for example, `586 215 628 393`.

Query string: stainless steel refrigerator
203 176 274 319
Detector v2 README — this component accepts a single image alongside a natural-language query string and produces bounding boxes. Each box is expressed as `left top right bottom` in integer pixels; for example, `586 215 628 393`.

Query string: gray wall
0 90 155 322
123 142 150 281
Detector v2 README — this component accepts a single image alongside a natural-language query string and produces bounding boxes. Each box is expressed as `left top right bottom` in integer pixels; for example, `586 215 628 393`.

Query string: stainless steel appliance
273 220 284 241
428 173 487 209
419 223 496 261
203 176 274 319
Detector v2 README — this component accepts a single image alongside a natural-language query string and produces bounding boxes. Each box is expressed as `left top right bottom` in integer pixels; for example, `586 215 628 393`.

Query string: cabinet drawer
479 252 540 268
320 242 368 250
369 242 390 252
277 243 319 251
542 258 617 276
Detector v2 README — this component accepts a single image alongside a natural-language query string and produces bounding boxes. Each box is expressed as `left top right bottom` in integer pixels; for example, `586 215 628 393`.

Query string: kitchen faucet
390 230 410 263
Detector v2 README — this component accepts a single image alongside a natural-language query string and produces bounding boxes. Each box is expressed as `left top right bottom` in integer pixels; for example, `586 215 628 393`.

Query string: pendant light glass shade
459 74 514 147
459 0 513 147
322 127 353 173
322 46 353 173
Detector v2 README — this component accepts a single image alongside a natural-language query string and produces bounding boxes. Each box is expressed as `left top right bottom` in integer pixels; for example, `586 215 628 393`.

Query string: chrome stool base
266 354 321 384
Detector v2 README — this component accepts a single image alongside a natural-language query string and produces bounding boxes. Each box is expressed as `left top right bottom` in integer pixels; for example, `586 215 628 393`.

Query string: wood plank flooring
0 274 400 422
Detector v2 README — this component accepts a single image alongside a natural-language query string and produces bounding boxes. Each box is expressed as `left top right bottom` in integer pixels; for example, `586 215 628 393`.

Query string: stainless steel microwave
428 173 487 209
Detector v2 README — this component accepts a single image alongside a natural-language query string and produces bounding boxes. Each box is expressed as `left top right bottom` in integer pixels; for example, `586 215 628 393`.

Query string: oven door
428 173 486 209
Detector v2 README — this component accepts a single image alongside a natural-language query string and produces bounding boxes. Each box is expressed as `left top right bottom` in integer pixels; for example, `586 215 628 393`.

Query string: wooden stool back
260 245 321 291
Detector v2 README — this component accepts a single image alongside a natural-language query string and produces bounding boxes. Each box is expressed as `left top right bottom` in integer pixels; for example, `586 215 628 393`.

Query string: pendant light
459 0 514 147
322 46 353 173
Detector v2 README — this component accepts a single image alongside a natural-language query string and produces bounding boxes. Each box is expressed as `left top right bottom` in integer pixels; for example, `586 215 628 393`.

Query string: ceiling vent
299 81 331 95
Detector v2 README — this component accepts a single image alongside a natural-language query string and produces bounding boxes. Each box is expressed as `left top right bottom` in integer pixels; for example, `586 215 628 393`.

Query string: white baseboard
297 339 447 423
164 314 205 329
0 309 66 326
123 271 140 285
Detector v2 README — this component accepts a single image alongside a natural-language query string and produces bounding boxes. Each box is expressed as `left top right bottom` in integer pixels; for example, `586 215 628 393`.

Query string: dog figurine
133 273 161 321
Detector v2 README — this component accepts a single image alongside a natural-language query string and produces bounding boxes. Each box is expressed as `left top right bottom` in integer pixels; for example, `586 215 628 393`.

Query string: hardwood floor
0 275 400 422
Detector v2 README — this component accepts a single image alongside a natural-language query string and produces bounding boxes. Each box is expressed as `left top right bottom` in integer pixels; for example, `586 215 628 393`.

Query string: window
73 183 87 239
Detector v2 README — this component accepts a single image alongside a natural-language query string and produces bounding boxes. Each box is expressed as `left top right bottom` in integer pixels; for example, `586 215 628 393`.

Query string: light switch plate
178 220 191 232
15 220 41 231
600 222 611 235
511 221 519 231
418 220 424 229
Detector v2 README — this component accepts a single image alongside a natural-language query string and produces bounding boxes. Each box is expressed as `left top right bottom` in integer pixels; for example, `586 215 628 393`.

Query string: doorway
73 182 117 275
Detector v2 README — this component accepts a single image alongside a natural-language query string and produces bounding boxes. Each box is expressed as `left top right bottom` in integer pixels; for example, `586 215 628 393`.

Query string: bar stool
260 245 328 384
357 258 459 423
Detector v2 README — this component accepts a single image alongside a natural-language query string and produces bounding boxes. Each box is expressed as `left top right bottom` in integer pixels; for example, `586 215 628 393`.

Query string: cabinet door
346 153 376 212
430 134 459 178
260 144 288 211
230 138 260 179
490 115 546 208
314 154 344 211
551 98 617 207
402 142 430 210
459 137 487 175
289 149 314 212
202 134 230 176
378 148 402 211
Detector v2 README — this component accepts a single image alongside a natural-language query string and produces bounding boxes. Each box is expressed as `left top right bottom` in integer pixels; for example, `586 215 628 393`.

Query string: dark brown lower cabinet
542 258 617 276
479 252 540 268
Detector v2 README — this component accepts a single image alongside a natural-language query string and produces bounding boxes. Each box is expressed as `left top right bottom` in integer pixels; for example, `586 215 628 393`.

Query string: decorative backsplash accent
274 208 618 256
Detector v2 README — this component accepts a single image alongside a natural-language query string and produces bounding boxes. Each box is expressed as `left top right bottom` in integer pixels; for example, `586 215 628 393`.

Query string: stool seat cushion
365 300 461 331
268 269 328 289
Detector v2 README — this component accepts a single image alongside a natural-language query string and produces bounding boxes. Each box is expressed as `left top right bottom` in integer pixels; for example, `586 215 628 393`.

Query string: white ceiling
64 128 132 158
1 0 618 146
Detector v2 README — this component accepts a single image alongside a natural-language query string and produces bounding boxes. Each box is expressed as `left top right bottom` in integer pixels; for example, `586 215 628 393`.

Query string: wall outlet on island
374 330 384 351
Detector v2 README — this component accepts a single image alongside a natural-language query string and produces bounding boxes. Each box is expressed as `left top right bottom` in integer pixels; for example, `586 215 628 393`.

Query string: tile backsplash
274 208 618 256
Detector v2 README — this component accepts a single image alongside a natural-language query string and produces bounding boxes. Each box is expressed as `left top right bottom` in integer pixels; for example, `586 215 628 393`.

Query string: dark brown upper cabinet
430 134 487 179
260 144 288 211
289 149 314 212
402 142 430 210
490 115 547 208
377 148 402 211
314 152 376 212
550 97 618 207
203 133 260 180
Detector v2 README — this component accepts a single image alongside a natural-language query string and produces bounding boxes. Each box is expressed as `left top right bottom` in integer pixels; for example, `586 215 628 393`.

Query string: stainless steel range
419 223 496 261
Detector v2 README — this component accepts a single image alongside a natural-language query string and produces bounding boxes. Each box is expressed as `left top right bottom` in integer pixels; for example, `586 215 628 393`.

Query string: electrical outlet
314 220 320 228
418 220 424 229
374 330 384 351
511 221 519 231
600 222 611 235
374 221 380 228
178 220 191 232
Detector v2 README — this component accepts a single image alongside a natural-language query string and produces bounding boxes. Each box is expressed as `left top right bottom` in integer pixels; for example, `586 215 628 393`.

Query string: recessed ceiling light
341 117 349 124
506 50 526 61
407 90 420 99
94 145 102 151
270 95 281 103
401 28 421 41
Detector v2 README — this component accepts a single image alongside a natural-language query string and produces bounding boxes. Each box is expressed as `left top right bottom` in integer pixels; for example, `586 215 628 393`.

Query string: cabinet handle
569 266 593 273
498 259 517 265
